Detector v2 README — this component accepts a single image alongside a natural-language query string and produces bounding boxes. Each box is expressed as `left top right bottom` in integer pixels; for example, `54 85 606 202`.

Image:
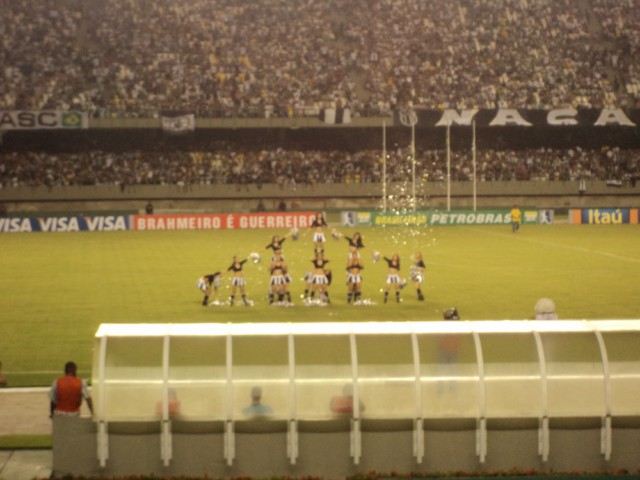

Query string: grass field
1 223 639 387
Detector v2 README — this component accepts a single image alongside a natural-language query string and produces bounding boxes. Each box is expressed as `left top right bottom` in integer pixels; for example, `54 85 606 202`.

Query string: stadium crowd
1 0 640 118
1 146 638 189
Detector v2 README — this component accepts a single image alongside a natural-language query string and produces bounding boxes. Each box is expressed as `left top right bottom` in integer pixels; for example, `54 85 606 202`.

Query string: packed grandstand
1 0 640 190
1 0 639 117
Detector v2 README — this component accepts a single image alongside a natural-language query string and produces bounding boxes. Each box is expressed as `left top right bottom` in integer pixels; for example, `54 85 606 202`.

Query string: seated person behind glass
242 386 273 417
156 388 180 418
330 383 365 415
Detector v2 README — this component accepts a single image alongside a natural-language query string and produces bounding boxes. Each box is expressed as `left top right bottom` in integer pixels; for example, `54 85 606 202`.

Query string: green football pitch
1 223 639 386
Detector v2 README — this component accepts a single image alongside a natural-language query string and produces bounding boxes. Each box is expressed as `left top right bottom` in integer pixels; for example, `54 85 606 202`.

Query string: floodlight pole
382 120 387 212
472 120 477 212
411 121 416 211
446 123 451 212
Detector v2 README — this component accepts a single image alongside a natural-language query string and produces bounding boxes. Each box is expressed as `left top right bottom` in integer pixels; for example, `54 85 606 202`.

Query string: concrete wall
2 181 639 214
53 417 640 479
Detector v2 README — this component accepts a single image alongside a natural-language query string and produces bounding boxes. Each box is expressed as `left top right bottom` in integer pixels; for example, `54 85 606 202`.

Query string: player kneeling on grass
383 253 403 303
197 272 222 306
227 255 251 306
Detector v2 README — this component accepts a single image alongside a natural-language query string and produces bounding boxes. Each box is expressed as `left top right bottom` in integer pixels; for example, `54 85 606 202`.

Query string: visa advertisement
0 215 129 233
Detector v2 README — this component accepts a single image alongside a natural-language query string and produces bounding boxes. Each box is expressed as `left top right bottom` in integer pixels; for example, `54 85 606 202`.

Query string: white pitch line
592 250 640 264
462 227 640 264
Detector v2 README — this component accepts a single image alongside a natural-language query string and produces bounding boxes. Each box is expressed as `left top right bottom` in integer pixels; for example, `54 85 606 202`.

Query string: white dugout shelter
52 320 640 478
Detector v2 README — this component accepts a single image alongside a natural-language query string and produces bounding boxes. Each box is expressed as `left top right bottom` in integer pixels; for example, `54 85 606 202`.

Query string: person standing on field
310 249 331 303
411 252 426 301
383 253 403 303
227 255 251 306
510 205 522 232
346 245 365 304
307 212 328 252
269 251 291 304
50 361 93 417
265 232 291 260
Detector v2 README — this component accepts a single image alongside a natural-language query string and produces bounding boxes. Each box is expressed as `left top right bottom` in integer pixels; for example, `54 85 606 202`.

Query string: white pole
382 120 387 212
472 120 477 212
411 122 416 211
446 123 451 212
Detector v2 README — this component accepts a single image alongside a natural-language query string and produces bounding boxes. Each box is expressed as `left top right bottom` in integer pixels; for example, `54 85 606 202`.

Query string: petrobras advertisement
430 210 515 226
569 208 639 225
132 212 318 231
343 209 541 227
0 215 130 233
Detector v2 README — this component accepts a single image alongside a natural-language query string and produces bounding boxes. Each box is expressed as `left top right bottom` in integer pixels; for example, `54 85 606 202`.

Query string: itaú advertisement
569 208 639 225
132 212 318 230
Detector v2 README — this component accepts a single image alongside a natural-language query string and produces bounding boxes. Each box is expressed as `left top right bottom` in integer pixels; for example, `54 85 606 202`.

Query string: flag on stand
161 114 195 133
319 108 351 124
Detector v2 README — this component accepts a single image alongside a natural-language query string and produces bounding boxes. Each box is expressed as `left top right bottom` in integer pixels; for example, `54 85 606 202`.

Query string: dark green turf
1 224 639 386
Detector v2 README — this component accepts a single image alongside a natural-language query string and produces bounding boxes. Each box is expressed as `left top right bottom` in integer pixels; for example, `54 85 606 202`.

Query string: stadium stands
2 1 639 208
1 146 638 189
1 0 640 118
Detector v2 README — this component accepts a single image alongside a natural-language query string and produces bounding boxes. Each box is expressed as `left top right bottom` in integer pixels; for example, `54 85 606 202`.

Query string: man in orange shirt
49 361 94 417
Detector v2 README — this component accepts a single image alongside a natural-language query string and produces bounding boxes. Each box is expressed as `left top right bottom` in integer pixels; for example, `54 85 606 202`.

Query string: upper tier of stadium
2 0 639 118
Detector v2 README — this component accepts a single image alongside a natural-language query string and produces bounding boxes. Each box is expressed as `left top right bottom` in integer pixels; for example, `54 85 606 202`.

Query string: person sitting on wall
50 361 94 417
242 386 273 417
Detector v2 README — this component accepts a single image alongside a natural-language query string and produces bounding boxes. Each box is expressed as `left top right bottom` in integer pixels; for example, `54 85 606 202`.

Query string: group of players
197 212 427 306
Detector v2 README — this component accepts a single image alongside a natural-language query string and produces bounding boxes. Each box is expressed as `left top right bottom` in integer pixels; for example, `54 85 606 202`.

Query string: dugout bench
52 321 640 478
